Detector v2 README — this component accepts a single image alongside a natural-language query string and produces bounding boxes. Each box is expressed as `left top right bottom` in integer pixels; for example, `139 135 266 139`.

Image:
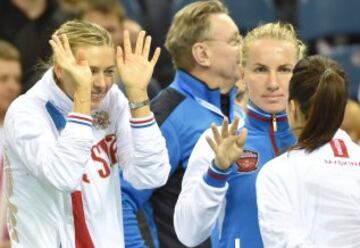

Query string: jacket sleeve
256 162 318 248
174 128 229 247
120 107 181 247
115 93 170 190
4 107 94 192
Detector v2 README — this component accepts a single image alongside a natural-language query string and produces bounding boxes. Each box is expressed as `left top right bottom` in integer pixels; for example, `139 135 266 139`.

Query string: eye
253 67 267 73
90 67 98 74
104 69 115 77
279 67 292 73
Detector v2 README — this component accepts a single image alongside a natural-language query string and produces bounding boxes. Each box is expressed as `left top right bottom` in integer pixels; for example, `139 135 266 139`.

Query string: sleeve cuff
203 160 231 188
67 112 93 127
130 113 156 129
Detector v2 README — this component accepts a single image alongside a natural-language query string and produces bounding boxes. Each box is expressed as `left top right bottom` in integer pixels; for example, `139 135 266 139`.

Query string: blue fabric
217 101 296 248
122 70 237 247
45 101 65 131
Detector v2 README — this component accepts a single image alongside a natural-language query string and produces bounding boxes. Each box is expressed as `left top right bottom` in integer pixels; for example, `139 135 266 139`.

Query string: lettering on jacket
83 134 117 183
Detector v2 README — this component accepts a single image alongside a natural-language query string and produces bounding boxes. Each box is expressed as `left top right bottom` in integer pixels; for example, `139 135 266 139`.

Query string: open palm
116 30 161 91
49 34 92 89
206 117 247 170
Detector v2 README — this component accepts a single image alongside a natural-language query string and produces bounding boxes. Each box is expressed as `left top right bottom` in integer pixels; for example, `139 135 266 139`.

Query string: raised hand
49 34 92 90
206 117 247 170
116 30 161 93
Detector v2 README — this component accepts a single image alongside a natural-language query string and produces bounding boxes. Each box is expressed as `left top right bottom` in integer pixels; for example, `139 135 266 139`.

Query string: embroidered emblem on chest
92 110 110 129
235 149 259 172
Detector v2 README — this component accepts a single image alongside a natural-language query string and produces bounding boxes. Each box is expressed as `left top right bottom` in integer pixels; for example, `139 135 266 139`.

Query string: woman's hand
116 30 160 100
49 34 92 91
206 117 247 170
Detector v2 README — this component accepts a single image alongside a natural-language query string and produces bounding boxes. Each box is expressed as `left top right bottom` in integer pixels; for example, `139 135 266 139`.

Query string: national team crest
92 110 110 130
235 149 259 173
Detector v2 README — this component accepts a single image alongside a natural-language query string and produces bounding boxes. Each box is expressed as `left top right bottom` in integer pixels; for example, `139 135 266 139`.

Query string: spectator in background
0 40 22 248
79 0 161 99
122 1 242 247
0 0 72 92
174 22 306 248
256 55 360 247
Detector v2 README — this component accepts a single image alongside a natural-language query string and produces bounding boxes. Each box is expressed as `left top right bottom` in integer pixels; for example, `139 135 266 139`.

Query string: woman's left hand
116 30 161 93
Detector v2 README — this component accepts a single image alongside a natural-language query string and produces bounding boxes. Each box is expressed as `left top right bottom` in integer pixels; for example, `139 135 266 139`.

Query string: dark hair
289 55 348 152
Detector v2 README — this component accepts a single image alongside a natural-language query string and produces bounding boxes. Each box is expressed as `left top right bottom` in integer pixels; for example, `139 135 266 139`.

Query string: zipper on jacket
271 114 277 132
270 114 279 156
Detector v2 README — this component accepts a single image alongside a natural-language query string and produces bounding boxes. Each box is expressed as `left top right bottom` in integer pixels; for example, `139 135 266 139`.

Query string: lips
262 95 284 102
91 93 105 100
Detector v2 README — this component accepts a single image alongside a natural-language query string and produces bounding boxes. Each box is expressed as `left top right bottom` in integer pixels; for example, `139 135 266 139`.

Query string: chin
91 101 102 110
262 104 286 114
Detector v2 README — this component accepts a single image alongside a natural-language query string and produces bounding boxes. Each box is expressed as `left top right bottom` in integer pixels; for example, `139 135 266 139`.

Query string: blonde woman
3 20 170 247
257 56 360 247
174 22 306 248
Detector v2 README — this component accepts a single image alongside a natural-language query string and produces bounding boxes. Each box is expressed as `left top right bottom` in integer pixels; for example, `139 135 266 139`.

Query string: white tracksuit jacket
3 69 170 248
257 129 360 248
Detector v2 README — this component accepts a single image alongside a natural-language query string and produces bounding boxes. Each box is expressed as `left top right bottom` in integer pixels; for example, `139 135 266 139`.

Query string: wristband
128 99 150 109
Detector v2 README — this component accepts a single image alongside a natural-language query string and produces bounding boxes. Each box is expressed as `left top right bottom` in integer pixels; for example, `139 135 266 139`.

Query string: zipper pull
272 115 277 132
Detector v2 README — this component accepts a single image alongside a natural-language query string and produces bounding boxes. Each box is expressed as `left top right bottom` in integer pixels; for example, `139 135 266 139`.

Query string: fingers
142 35 151 58
123 30 132 58
150 47 161 66
61 34 72 57
211 123 221 144
221 117 229 138
236 128 247 148
135 31 146 55
116 46 124 68
206 136 217 153
230 117 239 136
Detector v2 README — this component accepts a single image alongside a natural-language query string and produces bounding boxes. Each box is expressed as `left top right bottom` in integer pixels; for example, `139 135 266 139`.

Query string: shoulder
151 87 186 126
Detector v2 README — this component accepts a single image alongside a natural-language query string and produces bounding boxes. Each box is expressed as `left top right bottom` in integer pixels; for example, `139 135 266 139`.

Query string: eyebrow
253 63 293 67
90 65 116 71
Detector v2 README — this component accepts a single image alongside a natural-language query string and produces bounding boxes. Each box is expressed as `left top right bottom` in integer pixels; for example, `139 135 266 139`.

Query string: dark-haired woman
256 55 360 247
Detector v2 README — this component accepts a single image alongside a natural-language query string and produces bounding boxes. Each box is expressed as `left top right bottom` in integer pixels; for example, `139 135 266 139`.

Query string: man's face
0 59 22 115
203 13 242 92
82 10 123 46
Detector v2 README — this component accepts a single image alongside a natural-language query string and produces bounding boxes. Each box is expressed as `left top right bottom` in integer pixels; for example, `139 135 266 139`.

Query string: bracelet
128 99 150 109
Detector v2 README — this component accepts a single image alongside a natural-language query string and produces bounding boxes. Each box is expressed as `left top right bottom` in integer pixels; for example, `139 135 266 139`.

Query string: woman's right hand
49 34 92 91
206 117 247 170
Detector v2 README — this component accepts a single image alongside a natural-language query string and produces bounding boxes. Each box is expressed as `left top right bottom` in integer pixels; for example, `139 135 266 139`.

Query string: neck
188 68 232 94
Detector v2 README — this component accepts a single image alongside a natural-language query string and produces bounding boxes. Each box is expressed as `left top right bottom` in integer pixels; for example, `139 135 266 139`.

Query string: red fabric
71 191 94 248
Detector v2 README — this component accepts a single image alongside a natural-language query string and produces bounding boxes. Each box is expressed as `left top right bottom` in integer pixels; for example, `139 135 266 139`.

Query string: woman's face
244 38 298 114
61 45 116 110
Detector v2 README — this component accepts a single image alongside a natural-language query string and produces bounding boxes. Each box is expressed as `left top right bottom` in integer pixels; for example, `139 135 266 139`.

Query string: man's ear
192 42 211 67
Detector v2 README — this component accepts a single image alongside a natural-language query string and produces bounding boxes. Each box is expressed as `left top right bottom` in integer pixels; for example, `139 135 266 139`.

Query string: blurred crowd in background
0 0 360 247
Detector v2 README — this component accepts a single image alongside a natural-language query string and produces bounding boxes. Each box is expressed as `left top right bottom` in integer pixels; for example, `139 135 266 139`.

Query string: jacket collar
171 69 236 118
245 101 290 132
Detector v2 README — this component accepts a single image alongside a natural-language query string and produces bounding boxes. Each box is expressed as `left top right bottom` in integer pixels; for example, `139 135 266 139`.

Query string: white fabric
257 130 360 248
174 128 228 247
3 69 170 248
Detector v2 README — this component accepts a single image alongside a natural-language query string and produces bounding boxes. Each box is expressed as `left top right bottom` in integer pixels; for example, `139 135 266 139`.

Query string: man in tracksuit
121 1 243 247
